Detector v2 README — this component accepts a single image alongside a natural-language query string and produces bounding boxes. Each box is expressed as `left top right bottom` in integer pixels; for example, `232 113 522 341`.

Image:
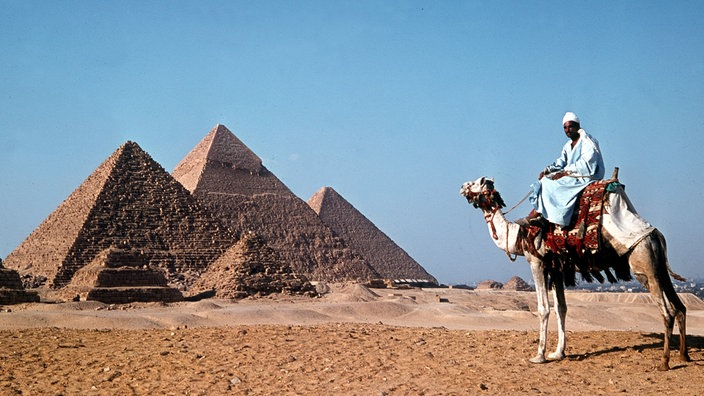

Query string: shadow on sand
565 333 704 368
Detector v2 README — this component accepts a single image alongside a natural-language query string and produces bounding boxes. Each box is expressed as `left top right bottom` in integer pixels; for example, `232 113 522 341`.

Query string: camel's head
460 177 506 211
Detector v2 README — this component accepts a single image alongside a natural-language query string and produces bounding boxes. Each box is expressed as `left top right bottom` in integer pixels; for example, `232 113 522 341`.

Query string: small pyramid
173 124 380 282
503 276 533 291
4 141 233 290
0 259 40 304
62 247 183 303
190 231 316 299
307 187 437 284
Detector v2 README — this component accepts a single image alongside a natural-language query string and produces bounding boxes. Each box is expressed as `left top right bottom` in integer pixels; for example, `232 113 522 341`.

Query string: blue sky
2 1 703 285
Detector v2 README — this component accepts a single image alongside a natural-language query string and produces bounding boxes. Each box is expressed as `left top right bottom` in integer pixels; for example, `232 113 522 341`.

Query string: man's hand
550 171 569 180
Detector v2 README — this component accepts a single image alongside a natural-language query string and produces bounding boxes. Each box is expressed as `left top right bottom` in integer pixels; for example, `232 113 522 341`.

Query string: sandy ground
1 285 704 395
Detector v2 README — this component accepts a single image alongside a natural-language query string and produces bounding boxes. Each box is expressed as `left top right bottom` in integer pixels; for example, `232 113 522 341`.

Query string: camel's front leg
529 259 550 364
548 273 567 361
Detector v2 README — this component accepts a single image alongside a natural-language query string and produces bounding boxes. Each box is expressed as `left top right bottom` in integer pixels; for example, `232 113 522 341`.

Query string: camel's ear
485 177 495 190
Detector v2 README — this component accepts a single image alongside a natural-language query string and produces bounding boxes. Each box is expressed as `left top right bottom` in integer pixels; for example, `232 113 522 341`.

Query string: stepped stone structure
62 247 183 303
172 124 379 282
307 187 437 284
0 259 40 305
503 276 533 291
190 231 317 299
4 141 233 291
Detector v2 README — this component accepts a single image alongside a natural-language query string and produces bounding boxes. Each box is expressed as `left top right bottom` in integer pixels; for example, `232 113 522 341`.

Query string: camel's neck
482 208 524 256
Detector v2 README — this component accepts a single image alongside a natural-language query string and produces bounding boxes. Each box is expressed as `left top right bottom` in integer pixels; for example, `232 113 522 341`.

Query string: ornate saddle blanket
544 181 611 256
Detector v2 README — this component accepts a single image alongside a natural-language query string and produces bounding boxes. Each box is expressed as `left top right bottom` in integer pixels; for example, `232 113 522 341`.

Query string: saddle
543 180 616 256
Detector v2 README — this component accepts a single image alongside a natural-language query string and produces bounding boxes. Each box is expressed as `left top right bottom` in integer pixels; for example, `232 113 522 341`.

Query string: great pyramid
172 124 380 282
307 187 437 284
4 141 233 290
190 231 316 299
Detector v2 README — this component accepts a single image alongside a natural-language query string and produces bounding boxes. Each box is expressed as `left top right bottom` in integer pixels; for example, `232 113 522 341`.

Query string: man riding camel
518 111 605 227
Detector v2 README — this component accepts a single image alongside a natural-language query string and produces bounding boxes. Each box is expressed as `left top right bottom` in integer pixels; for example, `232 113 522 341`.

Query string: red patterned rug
544 182 609 256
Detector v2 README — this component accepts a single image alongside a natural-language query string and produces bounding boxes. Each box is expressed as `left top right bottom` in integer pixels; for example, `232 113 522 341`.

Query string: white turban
562 112 580 125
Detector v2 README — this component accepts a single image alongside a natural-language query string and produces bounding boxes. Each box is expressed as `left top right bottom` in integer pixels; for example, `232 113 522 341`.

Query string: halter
463 187 504 212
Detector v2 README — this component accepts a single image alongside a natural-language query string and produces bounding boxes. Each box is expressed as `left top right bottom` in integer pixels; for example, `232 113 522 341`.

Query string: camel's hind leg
676 308 690 362
629 230 689 371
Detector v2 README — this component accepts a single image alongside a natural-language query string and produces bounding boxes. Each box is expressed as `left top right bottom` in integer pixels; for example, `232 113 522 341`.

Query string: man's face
563 121 580 140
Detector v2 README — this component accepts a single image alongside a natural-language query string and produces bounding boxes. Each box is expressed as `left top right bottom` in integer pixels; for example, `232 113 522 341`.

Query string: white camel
460 176 689 371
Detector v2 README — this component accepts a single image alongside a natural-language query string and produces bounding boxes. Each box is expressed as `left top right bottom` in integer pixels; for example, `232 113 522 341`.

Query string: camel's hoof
529 355 547 364
657 362 670 371
680 354 692 363
547 351 566 361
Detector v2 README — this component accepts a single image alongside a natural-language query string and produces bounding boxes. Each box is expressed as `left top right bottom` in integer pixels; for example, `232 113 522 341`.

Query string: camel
460 175 690 370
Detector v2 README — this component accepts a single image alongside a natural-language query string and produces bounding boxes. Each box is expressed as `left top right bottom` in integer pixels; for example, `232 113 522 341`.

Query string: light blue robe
529 129 605 226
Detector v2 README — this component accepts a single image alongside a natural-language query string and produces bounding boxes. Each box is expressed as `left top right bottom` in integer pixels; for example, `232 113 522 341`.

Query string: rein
483 206 518 262
503 221 518 261
501 189 531 216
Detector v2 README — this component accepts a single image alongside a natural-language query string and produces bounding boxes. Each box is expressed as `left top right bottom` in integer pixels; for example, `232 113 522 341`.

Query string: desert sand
1 285 703 395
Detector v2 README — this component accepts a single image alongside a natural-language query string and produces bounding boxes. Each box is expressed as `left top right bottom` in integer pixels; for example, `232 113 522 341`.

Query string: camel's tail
670 270 686 283
652 229 687 316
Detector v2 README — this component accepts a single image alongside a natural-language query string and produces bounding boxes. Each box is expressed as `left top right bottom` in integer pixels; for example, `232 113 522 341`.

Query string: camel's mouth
460 183 482 207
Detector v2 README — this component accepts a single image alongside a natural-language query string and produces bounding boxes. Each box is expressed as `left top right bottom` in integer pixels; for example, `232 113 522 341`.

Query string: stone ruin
307 186 437 284
3 141 234 294
61 247 183 304
502 276 533 291
172 124 380 282
476 280 503 290
0 259 40 305
476 277 533 291
189 231 317 299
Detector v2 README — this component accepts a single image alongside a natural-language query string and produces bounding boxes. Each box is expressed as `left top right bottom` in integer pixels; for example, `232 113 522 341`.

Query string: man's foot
528 214 547 226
